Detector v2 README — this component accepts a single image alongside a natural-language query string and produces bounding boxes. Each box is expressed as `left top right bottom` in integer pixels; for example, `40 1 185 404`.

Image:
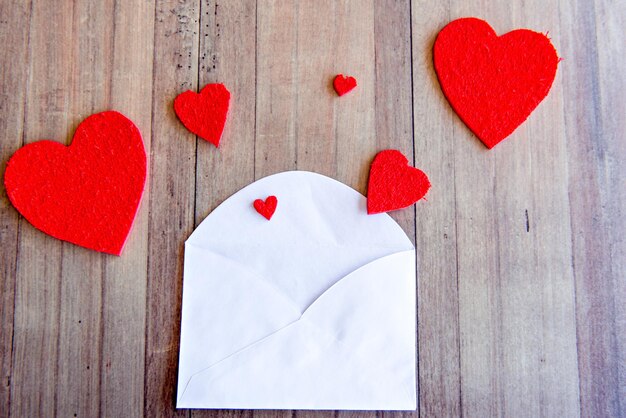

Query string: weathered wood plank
410 2 461 417
592 0 626 412
145 1 199 417
559 0 626 416
0 1 32 416
513 4 579 417
254 0 298 180
292 1 337 178
374 3 418 418
99 1 155 416
52 2 119 417
9 1 74 416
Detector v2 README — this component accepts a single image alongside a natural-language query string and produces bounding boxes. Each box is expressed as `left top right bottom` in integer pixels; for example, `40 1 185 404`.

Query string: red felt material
253 196 278 220
333 74 357 96
367 150 430 215
3 111 146 255
433 17 559 149
174 83 231 147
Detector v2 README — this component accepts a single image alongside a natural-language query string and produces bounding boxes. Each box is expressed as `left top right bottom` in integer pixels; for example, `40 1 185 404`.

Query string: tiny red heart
433 18 559 148
367 150 430 214
253 196 278 220
3 111 147 255
174 83 230 147
333 74 357 96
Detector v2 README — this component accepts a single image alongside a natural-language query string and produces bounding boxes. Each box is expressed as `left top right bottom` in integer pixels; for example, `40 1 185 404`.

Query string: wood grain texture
54 3 110 416
411 2 461 416
145 1 198 417
101 1 154 416
375 3 416 418
559 0 626 416
0 1 31 417
9 1 72 416
1 0 624 417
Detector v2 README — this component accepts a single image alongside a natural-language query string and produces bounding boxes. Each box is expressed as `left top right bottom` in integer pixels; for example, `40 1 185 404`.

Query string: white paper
177 171 417 410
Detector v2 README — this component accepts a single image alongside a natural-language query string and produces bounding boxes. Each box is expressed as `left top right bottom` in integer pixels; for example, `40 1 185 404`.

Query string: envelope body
177 171 417 410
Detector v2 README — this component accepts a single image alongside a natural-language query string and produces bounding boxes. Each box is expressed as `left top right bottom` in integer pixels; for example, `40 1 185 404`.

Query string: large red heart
367 150 430 214
433 18 559 149
3 111 146 255
174 83 230 147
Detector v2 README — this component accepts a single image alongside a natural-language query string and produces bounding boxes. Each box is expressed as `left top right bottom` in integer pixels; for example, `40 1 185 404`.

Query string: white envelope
177 171 417 410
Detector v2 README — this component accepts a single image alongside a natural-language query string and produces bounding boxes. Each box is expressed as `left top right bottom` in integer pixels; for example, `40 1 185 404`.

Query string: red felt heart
367 150 430 214
3 111 146 255
174 83 231 147
253 196 278 220
433 18 559 149
333 74 357 96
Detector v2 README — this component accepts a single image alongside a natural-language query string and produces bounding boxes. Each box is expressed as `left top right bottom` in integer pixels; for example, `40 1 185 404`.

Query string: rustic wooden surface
0 0 624 417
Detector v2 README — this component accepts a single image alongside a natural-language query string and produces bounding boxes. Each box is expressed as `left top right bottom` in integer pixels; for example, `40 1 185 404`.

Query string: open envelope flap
185 171 414 311
178 250 416 410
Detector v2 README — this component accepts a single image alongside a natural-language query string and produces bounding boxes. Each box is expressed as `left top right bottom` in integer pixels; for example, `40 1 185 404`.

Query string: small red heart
3 111 147 255
433 18 559 148
333 74 357 96
174 83 231 147
367 150 430 214
253 196 278 220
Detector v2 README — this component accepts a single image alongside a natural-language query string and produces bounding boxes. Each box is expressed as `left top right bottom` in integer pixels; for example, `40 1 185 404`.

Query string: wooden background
0 0 624 417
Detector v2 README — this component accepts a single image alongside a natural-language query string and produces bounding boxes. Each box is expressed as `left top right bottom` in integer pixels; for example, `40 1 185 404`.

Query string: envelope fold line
301 249 415 319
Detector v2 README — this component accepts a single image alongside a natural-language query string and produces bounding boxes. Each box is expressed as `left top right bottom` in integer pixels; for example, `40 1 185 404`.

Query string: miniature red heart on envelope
367 150 430 214
174 83 231 147
3 111 146 255
253 196 278 220
433 17 559 148
333 74 357 96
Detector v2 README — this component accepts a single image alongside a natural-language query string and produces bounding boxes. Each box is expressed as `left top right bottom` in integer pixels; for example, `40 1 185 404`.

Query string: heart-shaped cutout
333 74 357 96
367 150 430 214
253 196 278 220
433 17 559 148
174 83 231 147
3 111 147 255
